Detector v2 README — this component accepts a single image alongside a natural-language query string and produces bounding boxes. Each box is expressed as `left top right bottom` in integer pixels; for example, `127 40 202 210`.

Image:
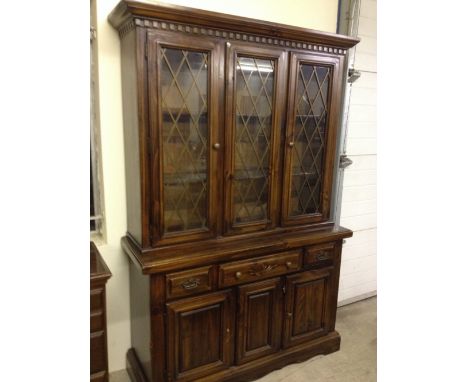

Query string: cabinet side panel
129 260 152 380
121 29 142 243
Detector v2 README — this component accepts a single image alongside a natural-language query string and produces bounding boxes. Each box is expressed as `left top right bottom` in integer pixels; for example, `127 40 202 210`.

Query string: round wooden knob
235 271 242 279
288 141 294 147
287 312 293 318
213 142 221 150
285 261 292 268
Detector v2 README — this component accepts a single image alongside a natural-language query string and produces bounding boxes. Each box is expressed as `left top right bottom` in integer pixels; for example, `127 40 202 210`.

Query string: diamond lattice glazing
233 57 275 223
160 47 209 232
289 64 330 216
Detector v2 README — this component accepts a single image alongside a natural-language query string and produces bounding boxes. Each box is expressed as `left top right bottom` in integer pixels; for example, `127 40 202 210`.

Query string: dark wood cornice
108 0 359 49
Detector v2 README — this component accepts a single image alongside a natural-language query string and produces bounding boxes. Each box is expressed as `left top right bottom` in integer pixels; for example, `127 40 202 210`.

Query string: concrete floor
110 297 376 382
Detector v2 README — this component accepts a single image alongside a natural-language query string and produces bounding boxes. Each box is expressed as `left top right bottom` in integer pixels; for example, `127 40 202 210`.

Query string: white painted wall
338 0 377 304
94 0 340 372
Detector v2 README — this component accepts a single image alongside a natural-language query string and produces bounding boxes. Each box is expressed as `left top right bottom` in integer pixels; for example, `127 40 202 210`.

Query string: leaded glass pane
160 47 209 233
289 63 330 216
232 56 275 224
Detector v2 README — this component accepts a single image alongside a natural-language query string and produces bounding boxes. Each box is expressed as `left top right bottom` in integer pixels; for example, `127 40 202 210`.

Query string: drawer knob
213 142 221 150
235 271 242 279
287 312 293 318
285 261 293 269
316 253 328 261
288 141 294 147
181 278 201 290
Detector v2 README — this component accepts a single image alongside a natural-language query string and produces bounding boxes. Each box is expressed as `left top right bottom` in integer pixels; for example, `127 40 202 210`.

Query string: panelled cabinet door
236 278 283 364
147 31 222 245
166 290 235 381
283 268 334 348
282 53 343 226
224 42 287 234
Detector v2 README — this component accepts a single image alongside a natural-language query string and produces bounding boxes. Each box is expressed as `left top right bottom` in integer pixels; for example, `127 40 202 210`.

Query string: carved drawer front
166 266 215 299
219 250 302 287
304 243 335 267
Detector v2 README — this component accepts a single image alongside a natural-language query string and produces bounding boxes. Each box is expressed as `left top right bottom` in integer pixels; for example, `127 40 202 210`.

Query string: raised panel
179 304 221 372
283 268 333 348
292 279 325 336
236 278 283 364
166 290 234 381
224 42 287 234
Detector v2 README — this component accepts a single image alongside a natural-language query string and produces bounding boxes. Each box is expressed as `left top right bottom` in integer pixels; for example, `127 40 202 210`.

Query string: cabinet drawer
219 250 302 287
304 243 335 267
90 310 105 332
166 266 215 299
90 287 104 312
90 331 106 375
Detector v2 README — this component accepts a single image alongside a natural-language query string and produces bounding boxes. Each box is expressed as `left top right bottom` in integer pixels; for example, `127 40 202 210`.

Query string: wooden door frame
236 277 283 364
223 41 288 235
282 267 334 348
281 52 344 227
147 30 223 245
166 289 235 381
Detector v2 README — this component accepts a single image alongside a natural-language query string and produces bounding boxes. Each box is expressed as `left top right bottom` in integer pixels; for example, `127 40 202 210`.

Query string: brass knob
285 261 292 268
288 141 294 147
226 42 231 47
287 312 293 318
213 142 221 150
235 271 242 279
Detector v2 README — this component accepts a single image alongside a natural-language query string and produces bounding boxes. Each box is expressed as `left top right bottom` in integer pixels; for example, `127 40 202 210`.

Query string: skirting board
109 369 131 381
337 291 377 307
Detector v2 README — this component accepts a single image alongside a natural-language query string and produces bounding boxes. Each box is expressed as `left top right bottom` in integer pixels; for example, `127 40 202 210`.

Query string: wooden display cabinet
108 1 359 381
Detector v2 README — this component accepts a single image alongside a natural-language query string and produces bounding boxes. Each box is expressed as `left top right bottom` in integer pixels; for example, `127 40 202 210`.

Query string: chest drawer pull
181 278 201 290
285 261 292 268
235 271 242 279
316 253 329 261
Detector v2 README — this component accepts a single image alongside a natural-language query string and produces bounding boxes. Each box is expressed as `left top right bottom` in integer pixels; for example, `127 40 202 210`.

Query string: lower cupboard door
283 268 334 348
166 290 235 381
236 278 283 364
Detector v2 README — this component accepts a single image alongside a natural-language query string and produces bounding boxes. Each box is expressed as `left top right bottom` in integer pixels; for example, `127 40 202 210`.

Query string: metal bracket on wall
339 154 353 169
348 68 361 83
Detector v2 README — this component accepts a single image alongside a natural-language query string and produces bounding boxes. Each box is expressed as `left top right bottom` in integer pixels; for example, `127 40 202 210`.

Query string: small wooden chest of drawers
91 242 112 382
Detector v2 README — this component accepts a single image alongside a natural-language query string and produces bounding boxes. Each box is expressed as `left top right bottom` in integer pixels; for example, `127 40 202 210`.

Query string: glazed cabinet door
166 290 235 381
147 31 222 245
236 278 283 364
282 52 343 226
283 268 334 348
224 42 287 234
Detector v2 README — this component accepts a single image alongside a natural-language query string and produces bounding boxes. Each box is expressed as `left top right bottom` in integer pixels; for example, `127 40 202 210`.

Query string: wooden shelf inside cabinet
109 0 358 381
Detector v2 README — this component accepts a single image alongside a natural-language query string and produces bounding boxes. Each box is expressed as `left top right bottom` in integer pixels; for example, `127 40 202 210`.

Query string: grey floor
110 297 377 382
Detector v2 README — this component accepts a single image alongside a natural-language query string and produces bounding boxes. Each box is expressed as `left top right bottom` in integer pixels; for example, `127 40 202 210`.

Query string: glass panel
289 63 330 216
160 47 209 233
232 56 275 224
